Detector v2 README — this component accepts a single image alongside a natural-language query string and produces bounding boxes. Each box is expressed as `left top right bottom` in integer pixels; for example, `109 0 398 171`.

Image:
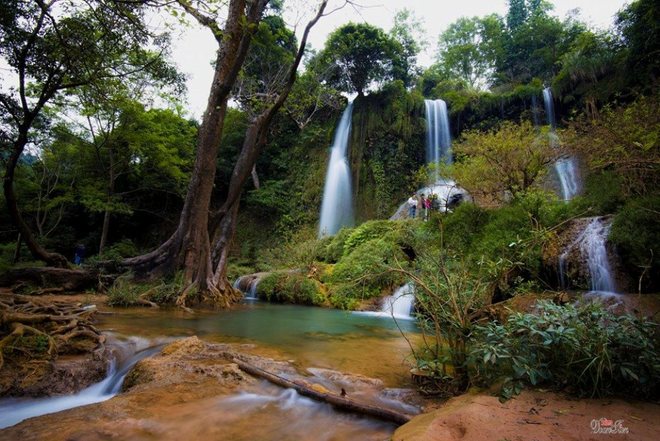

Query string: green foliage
450 121 559 202
312 22 407 95
575 171 625 215
470 301 660 400
324 227 353 263
329 238 407 300
389 8 426 87
404 254 490 395
562 93 659 198
610 195 660 292
107 276 146 307
256 272 326 306
234 14 297 114
99 239 138 261
436 15 504 89
437 203 490 252
616 0 660 90
107 273 184 307
343 220 409 255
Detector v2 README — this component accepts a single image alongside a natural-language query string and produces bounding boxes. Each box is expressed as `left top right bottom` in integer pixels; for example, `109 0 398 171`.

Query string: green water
97 301 420 386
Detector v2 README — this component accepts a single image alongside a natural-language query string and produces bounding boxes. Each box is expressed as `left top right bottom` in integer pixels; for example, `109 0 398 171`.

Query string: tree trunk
3 130 68 268
206 1 329 297
13 233 22 264
99 148 115 255
122 0 268 306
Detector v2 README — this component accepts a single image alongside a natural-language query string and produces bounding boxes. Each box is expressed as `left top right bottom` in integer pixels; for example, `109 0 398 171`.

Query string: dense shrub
324 227 353 263
436 203 490 252
329 239 407 300
610 195 660 292
469 301 660 400
107 273 184 306
256 271 326 306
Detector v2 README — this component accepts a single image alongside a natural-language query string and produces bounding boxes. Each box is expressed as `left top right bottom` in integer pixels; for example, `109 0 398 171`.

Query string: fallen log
232 358 413 425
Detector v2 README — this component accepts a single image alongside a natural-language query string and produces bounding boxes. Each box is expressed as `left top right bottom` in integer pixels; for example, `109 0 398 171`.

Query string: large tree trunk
122 0 268 306
3 130 68 268
207 1 329 294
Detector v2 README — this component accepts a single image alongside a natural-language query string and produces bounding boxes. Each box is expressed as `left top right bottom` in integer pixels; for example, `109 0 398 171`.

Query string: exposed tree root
0 292 103 370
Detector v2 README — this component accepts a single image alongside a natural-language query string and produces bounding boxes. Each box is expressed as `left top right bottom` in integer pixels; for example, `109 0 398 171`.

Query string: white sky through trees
168 0 629 117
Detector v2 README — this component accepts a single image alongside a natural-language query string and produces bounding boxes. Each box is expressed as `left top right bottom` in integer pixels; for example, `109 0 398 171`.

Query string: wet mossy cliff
349 82 427 222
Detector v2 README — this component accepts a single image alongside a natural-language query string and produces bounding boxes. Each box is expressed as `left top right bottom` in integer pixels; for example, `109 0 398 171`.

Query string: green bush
437 203 490 252
330 239 407 300
323 227 353 263
610 194 660 292
343 220 399 254
578 171 625 215
469 301 660 400
256 271 326 306
327 283 361 310
107 273 183 306
0 242 15 274
106 276 146 306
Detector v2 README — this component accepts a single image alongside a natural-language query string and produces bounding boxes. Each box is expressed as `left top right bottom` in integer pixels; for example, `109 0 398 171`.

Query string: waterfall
580 218 618 293
233 276 260 300
543 87 580 200
559 217 618 294
379 283 415 320
424 99 452 180
319 102 354 237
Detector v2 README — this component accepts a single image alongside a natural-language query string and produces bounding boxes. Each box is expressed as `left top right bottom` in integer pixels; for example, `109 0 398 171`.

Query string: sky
168 0 631 118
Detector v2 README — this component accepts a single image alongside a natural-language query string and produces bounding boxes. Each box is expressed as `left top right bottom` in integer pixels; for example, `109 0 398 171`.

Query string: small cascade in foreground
424 99 452 181
234 275 260 300
379 283 415 320
543 87 580 200
319 102 354 238
0 337 163 429
558 217 619 295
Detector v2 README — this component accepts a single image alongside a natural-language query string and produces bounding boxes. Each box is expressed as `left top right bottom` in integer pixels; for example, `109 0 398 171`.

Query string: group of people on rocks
407 193 435 221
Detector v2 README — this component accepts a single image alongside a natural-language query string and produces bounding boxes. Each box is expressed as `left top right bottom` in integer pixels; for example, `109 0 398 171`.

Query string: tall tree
0 0 175 267
123 0 270 304
436 15 504 90
312 22 405 96
205 0 331 307
616 0 660 87
125 0 333 308
389 9 426 87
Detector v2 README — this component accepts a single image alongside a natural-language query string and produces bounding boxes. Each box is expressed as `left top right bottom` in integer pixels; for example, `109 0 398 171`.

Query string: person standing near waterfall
407 194 418 219
423 194 431 221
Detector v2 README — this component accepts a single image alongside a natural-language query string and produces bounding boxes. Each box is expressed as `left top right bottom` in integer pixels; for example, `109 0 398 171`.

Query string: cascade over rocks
543 216 626 292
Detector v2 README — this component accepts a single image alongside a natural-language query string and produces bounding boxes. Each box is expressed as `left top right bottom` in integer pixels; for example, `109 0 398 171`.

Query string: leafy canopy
312 22 406 96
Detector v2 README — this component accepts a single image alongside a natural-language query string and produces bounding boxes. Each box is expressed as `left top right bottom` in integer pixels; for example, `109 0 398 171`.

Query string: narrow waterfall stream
424 99 452 180
558 217 619 295
580 218 618 293
319 102 354 237
543 87 580 200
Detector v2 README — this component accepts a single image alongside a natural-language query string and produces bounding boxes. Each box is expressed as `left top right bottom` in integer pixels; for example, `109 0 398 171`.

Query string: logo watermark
591 418 630 435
